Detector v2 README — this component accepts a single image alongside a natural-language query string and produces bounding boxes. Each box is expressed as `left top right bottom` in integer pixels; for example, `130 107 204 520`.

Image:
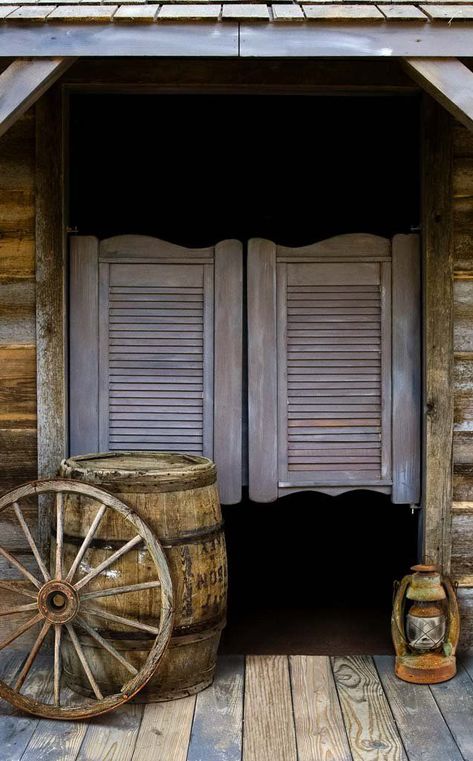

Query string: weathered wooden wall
449 123 473 648
0 107 38 644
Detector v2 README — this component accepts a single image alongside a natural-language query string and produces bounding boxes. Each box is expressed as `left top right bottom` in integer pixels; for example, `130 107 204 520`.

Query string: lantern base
395 653 456 684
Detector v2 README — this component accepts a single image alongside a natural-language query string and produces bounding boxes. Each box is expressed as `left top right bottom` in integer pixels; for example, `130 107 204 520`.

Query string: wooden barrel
59 452 227 702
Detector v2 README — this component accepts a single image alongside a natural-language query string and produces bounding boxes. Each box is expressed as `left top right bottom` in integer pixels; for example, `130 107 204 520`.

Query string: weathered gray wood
430 662 473 760
422 95 454 569
0 23 239 57
392 234 421 503
214 240 243 505
374 655 463 761
405 58 473 134
243 655 297 761
332 656 407 761
239 23 473 59
290 655 352 761
20 710 88 761
247 239 278 502
380 261 392 482
35 84 66 558
132 695 196 761
0 653 48 761
76 703 144 761
0 58 72 140
69 237 99 456
187 655 244 761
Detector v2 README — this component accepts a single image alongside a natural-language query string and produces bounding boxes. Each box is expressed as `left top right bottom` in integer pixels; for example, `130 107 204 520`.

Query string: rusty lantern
391 564 460 684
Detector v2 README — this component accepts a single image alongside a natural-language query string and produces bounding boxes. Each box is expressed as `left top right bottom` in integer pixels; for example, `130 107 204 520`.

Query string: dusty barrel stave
58 452 227 701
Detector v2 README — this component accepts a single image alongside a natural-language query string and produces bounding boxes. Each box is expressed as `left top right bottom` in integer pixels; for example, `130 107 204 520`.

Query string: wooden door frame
35 73 453 568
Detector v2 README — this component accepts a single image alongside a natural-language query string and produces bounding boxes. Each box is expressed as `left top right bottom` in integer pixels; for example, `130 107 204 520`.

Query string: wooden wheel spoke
65 504 107 584
81 580 161 601
54 624 62 706
0 612 43 651
0 479 174 720
0 602 38 617
13 502 50 583
74 535 143 591
66 624 104 701
0 580 37 600
81 604 160 636
0 547 42 589
76 617 138 676
14 620 51 692
55 493 64 580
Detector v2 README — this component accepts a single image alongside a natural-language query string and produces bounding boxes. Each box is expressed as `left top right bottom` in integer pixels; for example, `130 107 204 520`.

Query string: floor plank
0 654 63 761
243 655 297 761
290 655 352 761
430 661 473 761
187 655 244 761
332 656 407 761
20 710 88 761
76 702 144 761
374 655 463 761
131 694 196 761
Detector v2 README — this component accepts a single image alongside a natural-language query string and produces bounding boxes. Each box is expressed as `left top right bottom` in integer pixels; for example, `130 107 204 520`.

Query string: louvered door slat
100 262 208 456
282 262 386 483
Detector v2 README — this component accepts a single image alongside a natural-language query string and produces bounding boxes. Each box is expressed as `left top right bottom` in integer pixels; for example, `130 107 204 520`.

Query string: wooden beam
2 23 473 58
404 58 473 133
0 58 73 140
422 95 454 570
36 83 66 555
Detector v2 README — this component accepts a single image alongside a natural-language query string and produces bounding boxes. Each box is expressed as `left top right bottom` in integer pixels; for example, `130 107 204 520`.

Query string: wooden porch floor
1 653 473 761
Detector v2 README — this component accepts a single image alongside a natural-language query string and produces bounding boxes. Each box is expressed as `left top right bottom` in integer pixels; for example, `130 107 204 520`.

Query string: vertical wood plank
422 95 454 568
375 655 463 761
20 716 87 761
203 262 214 460
131 694 196 761
35 84 66 554
277 262 289 487
0 652 45 761
98 261 110 452
243 655 297 761
247 239 278 502
214 240 243 505
430 662 473 761
76 702 143 761
392 234 421 504
332 656 407 761
69 236 99 456
290 655 352 761
187 655 244 761
381 260 392 482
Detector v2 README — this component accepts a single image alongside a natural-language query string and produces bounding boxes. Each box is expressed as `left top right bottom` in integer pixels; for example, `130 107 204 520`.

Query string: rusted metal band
55 521 224 550
83 615 226 643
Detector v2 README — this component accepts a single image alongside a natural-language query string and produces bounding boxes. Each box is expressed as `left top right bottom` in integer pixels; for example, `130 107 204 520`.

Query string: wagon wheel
0 479 174 720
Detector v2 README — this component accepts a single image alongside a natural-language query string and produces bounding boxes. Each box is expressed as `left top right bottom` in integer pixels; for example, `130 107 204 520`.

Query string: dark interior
69 91 421 654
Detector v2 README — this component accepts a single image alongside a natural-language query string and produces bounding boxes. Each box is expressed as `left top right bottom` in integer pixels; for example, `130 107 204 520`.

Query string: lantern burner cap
411 564 439 574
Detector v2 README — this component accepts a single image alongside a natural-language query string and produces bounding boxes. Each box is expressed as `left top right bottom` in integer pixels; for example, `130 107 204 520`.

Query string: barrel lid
60 452 216 492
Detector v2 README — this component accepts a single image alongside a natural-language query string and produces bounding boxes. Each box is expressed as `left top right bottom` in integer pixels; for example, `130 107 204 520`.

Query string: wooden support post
0 58 73 140
404 58 473 134
422 95 454 570
36 84 66 555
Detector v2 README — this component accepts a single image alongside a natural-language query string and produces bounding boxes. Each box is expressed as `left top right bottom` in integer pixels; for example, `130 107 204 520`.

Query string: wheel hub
38 580 79 624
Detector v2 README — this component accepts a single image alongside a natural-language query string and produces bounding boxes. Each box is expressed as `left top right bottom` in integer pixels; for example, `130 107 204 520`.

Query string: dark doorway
221 492 420 655
69 90 421 653
69 93 420 245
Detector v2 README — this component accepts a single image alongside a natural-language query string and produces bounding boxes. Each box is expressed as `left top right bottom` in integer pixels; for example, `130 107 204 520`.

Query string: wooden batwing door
69 235 243 505
247 234 421 504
